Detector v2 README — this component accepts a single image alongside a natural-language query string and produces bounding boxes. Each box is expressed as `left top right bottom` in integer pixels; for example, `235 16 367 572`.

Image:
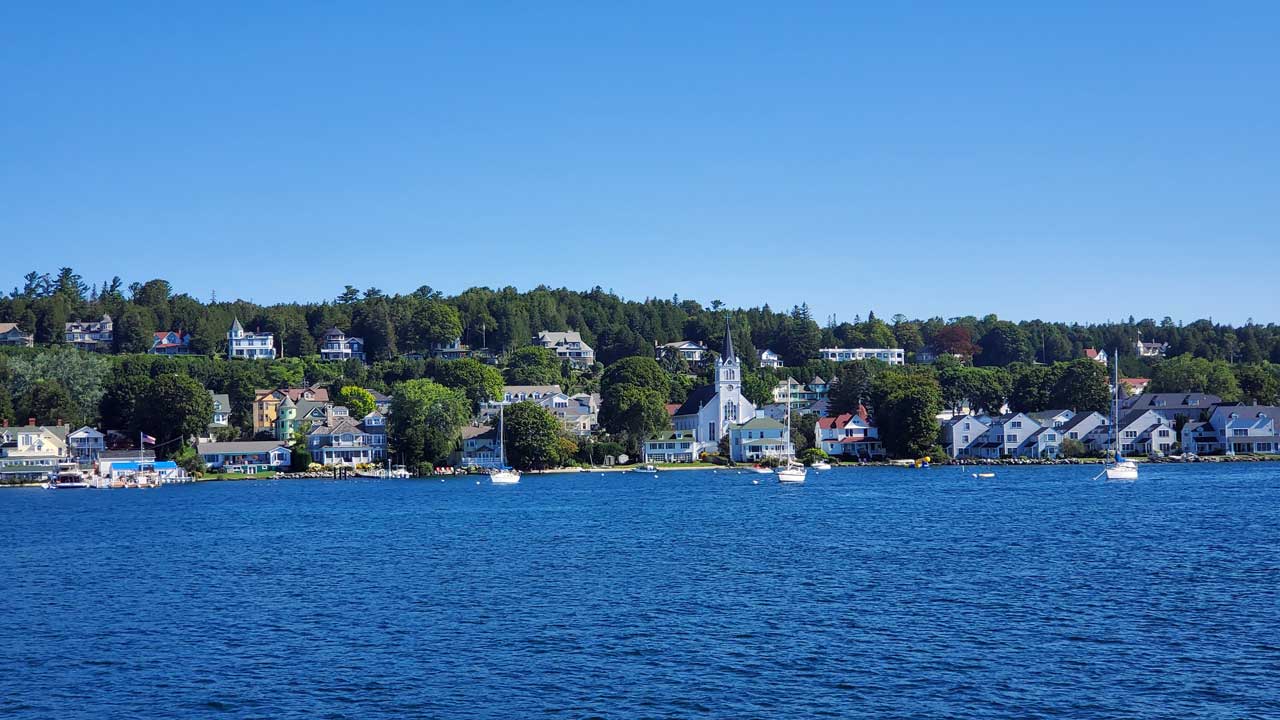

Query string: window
1011 421 1022 428
1233 429 1248 437
962 435 969 443
1124 431 1137 438
1069 432 1078 439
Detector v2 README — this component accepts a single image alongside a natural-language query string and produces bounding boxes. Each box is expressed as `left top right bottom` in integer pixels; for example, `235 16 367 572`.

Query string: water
2 464 1278 719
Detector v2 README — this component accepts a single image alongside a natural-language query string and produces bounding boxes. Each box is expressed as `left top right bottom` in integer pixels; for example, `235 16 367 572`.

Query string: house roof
1027 410 1071 425
503 384 563 396
741 438 785 447
1084 348 1101 359
732 417 786 431
1123 393 1221 412
209 392 230 410
68 426 104 438
461 425 497 441
672 385 716 417
366 389 391 402
196 441 288 455
664 403 681 417
1058 412 1104 433
722 316 735 361
817 414 854 429
0 322 27 334
646 430 696 442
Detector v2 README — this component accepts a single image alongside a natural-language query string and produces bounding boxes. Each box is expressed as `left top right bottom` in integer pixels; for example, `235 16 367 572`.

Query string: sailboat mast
499 404 505 468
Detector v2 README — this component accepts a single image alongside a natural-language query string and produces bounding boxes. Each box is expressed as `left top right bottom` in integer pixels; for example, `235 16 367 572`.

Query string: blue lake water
2 463 1279 719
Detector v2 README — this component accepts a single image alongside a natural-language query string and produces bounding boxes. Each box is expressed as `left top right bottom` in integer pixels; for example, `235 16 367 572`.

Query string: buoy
475 480 480 485
752 479 759 485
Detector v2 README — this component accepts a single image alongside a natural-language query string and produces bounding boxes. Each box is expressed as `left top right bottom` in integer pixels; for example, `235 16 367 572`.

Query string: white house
815 408 884 459
534 330 595 368
657 340 710 367
459 425 501 468
670 318 757 455
64 314 113 352
819 347 905 365
643 431 699 463
66 426 106 463
320 327 365 362
758 349 784 368
227 318 276 360
0 323 34 347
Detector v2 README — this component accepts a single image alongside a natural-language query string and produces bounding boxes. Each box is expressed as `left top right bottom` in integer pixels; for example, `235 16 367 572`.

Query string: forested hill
5 268 1280 369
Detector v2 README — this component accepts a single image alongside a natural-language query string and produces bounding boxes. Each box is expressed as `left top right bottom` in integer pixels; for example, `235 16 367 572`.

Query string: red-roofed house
149 330 193 356
1083 348 1109 364
815 407 884 459
665 403 681 417
1120 377 1150 396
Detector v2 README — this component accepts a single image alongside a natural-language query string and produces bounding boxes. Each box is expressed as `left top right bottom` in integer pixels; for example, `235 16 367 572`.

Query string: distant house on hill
227 318 276 360
0 323 34 347
65 314 113 352
533 330 595 368
320 327 364 362
149 330 192 356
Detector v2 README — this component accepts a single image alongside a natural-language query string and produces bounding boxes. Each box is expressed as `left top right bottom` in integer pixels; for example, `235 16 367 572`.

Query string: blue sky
2 2 1276 324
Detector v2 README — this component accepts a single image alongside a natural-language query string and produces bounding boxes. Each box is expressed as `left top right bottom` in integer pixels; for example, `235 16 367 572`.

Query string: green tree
113 306 155 354
1008 364 1054 413
976 321 1033 367
0 384 13 425
828 360 879 414
290 446 314 471
334 386 376 418
408 301 463 352
140 374 214 456
599 384 669 448
1059 438 1088 458
17 380 80 426
172 444 207 475
1049 359 1110 412
433 358 504 412
870 372 942 459
600 356 669 398
504 346 562 385
389 379 470 470
1234 364 1279 404
99 372 152 433
502 401 566 470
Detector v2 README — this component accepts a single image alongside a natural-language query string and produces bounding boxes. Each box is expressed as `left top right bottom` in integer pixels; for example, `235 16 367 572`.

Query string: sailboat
1097 349 1138 482
489 404 520 484
775 378 807 483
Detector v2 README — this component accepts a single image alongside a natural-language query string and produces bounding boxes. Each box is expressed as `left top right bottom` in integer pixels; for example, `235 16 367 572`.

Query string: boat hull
490 470 520 484
1105 463 1139 481
776 468 807 483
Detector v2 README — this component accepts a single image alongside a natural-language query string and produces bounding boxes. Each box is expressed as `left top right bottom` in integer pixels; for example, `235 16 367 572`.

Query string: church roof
722 316 735 361
672 385 716 417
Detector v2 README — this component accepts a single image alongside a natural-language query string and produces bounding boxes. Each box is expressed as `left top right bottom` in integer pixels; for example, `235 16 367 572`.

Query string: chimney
28 417 36 426
2 419 7 427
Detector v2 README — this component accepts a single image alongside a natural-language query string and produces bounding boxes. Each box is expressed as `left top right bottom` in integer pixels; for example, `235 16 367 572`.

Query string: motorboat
46 463 89 489
632 464 659 474
811 461 832 471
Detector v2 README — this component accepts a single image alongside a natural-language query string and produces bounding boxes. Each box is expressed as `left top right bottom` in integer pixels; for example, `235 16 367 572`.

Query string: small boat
811 461 832 471
751 465 774 475
1096 350 1139 482
46 463 89 489
775 383 807 483
632 464 659 474
972 472 996 478
389 465 411 479
489 405 521 485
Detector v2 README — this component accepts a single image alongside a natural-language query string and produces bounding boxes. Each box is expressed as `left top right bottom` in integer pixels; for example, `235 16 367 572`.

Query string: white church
671 318 757 454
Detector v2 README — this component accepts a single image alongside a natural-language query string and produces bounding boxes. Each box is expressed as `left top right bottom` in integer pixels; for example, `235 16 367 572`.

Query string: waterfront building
148 330 193 356
66 426 106 463
815 408 884 459
757 349 783 368
0 323 34 347
196 441 292 473
1027 409 1076 430
459 425 500 469
671 319 757 455
818 347 905 365
319 327 365 362
1114 410 1176 456
727 417 789 463
642 431 699 463
1056 411 1110 454
0 424 70 482
306 408 387 466
943 415 991 458
227 318 276 360
1181 405 1280 456
1121 393 1222 423
533 330 595 368
536 392 598 437
64 314 113 352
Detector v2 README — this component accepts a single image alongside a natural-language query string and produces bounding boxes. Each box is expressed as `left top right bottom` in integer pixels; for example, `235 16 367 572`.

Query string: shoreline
5 453 1276 489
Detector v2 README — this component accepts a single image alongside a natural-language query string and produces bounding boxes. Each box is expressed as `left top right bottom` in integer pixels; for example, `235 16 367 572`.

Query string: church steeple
722 315 736 362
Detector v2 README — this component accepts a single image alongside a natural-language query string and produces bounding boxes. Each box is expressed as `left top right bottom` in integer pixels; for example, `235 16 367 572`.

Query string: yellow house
252 385 330 435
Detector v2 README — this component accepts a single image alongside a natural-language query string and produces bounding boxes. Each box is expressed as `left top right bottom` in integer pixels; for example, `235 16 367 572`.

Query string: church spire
722 315 736 362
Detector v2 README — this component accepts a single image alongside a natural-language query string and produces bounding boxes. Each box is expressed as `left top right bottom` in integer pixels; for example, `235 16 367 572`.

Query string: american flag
141 433 157 445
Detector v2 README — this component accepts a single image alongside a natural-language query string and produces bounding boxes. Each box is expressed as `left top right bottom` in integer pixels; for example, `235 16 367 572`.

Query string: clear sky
2 2 1276 324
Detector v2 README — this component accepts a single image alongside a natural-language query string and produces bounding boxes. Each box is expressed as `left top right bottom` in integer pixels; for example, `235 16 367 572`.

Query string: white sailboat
776 378 807 484
1097 348 1138 482
489 404 521 484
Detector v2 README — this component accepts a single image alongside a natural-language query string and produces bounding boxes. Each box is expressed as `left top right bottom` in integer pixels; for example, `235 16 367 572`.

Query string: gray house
1122 393 1221 423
